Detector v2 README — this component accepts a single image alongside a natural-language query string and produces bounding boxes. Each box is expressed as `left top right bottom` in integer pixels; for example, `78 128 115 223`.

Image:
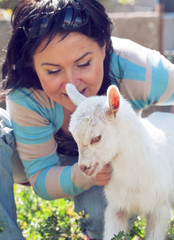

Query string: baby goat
66 83 174 240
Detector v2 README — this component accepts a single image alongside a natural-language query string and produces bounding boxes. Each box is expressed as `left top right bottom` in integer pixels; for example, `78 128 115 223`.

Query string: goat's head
66 84 121 176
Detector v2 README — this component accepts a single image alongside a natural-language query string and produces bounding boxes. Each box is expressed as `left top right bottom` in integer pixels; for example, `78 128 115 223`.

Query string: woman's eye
78 60 91 68
47 69 61 75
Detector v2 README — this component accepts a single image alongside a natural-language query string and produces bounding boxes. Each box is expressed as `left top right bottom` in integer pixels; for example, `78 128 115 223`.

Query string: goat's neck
112 110 153 168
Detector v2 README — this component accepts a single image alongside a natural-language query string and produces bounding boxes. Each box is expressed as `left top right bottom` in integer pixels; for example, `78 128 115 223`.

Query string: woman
1 0 174 239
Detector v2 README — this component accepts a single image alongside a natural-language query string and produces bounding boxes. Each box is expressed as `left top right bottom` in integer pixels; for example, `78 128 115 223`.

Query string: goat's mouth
64 87 87 97
80 162 101 177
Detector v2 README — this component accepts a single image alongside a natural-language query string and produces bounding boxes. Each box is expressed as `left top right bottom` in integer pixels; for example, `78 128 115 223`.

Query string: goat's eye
90 135 101 145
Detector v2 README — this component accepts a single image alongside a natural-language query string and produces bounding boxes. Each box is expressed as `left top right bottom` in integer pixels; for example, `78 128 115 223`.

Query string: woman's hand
92 163 112 186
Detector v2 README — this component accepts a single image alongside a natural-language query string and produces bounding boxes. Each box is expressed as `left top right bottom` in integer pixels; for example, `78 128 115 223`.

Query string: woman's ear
106 85 120 117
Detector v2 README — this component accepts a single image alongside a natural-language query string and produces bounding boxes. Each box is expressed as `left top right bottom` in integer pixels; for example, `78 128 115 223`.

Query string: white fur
66 83 174 240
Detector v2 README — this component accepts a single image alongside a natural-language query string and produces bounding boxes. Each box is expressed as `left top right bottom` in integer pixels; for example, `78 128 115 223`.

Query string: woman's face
33 32 106 113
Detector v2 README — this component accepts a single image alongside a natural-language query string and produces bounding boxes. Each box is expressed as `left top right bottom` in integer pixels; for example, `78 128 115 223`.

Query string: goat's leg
145 205 170 240
103 206 129 240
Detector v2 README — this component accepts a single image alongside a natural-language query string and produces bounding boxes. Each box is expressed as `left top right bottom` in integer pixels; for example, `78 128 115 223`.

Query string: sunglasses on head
22 1 89 38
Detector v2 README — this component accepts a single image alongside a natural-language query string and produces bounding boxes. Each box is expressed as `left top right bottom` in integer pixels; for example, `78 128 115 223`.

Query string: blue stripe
22 152 59 178
121 57 146 81
11 121 54 144
148 57 168 105
34 167 53 200
8 88 64 131
8 88 31 103
129 99 146 111
60 167 85 196
8 88 49 110
110 53 122 79
110 53 146 81
129 55 169 111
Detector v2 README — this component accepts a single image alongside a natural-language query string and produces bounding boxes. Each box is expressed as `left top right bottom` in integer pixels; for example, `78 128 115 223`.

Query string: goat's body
66 84 174 240
106 111 174 212
104 111 174 240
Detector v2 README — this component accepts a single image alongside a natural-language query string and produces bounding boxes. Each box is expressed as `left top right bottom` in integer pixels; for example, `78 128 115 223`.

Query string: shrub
14 184 174 240
14 185 87 239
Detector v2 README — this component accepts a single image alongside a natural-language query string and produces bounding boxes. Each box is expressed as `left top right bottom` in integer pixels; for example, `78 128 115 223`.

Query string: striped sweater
7 37 174 200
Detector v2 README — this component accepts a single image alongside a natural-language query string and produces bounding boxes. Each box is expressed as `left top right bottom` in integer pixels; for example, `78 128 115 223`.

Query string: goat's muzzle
79 162 100 176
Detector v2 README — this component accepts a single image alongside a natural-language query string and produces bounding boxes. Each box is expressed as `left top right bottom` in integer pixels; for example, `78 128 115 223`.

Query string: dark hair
2 0 116 95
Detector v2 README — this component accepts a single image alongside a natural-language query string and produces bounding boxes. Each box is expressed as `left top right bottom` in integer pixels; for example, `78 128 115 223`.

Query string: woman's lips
64 87 87 97
80 88 87 95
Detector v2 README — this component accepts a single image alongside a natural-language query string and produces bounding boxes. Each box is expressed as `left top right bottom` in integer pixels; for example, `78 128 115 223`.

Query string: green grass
14 184 87 240
14 184 174 240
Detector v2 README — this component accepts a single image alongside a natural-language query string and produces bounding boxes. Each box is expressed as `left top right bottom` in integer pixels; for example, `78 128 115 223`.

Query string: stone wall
101 0 156 12
0 10 11 108
109 11 160 50
0 19 11 63
0 9 11 64
163 13 174 51
0 19 10 108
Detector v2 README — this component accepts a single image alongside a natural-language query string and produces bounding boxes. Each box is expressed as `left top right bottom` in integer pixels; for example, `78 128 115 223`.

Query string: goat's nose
80 164 87 173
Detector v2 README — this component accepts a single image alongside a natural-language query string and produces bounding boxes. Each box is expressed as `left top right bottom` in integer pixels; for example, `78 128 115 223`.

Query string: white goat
66 83 174 240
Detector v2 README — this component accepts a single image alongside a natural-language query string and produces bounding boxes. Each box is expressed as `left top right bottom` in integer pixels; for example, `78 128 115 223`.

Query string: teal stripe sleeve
11 121 54 144
22 152 59 178
8 88 50 111
129 99 146 111
129 54 169 111
120 56 146 81
60 167 85 196
148 56 168 104
110 52 146 81
34 167 53 200
8 88 64 132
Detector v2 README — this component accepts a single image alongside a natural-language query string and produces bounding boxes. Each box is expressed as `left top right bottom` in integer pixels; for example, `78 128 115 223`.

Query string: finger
92 172 112 184
97 167 112 176
100 163 112 173
95 169 112 181
94 177 111 186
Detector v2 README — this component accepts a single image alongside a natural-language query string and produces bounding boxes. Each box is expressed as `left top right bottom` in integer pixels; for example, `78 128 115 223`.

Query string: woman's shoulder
7 87 63 118
7 87 64 129
8 88 55 109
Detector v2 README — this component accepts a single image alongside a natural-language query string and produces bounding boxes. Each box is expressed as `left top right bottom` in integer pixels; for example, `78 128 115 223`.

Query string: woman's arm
33 163 94 200
6 88 94 200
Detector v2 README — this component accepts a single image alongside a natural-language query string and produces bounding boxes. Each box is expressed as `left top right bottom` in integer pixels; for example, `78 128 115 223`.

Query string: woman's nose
66 72 81 87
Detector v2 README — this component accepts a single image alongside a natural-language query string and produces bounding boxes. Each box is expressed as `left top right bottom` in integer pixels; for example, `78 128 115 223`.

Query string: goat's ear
106 85 120 116
66 83 86 106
